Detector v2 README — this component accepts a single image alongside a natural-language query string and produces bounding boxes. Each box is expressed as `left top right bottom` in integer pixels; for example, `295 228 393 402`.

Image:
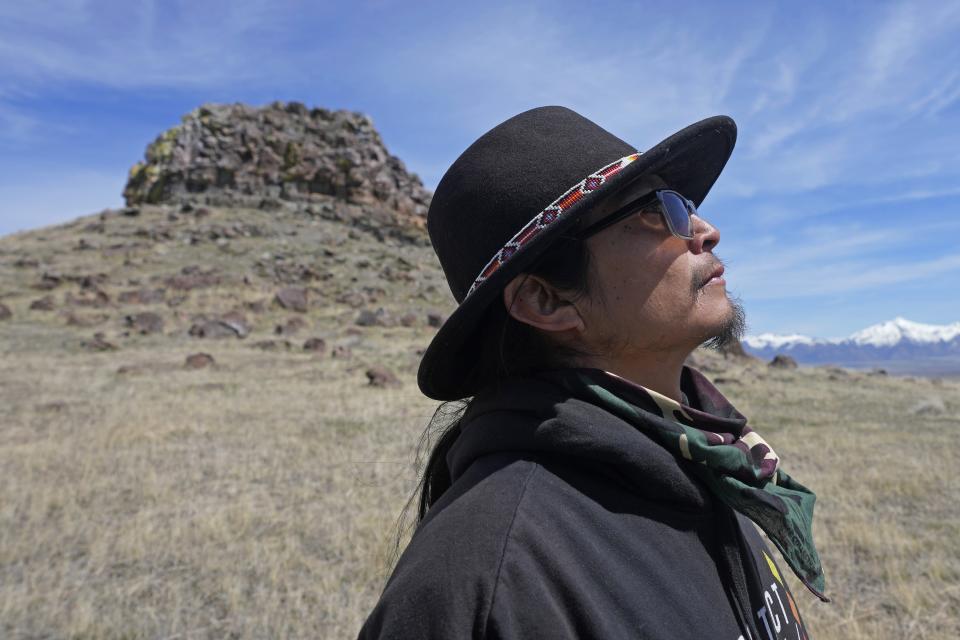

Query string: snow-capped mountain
847 317 960 347
742 318 960 373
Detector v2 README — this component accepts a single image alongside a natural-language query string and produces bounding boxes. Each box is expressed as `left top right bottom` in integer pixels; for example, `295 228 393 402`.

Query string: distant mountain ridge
743 317 960 373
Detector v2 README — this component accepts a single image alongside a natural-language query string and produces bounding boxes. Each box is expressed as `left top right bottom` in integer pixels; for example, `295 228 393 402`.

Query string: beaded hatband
466 152 642 298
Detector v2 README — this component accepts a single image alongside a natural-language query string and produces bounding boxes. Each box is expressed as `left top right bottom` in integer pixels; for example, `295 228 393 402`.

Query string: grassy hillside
1 204 958 639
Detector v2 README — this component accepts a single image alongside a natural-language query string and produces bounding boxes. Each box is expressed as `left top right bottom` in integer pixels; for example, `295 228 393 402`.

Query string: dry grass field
1 206 959 638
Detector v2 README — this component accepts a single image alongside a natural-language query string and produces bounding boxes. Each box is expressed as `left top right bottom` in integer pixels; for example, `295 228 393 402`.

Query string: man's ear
502 273 585 334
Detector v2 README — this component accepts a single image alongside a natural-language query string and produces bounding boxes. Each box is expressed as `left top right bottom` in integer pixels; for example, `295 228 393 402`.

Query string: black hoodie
359 371 812 640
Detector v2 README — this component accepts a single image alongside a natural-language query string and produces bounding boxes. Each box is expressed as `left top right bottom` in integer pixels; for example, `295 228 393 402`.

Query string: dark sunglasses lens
660 191 693 238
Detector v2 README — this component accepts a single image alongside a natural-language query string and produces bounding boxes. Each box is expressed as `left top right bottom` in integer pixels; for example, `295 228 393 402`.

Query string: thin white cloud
740 253 960 300
0 1 318 90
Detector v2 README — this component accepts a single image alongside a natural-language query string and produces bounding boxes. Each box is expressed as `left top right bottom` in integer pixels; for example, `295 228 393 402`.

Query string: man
359 106 827 639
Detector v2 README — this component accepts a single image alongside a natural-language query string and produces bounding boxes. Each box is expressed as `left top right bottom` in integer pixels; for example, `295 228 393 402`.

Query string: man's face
574 180 743 358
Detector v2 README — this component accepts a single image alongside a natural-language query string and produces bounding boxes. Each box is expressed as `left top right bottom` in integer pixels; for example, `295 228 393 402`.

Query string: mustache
692 256 726 294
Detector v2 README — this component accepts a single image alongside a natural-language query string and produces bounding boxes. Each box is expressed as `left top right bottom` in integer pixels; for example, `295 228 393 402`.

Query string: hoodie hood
448 367 718 511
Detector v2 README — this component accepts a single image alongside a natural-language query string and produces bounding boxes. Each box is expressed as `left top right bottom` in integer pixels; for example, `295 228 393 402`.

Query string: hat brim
418 115 737 400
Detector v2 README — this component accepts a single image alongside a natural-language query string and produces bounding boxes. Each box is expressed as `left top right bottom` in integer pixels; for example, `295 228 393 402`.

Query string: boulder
355 307 395 327
163 266 222 291
64 311 109 327
275 316 307 335
219 311 251 337
250 339 292 351
303 337 327 353
34 273 63 290
768 354 798 369
125 312 165 335
29 296 55 311
190 319 243 339
0 302 11 320
185 353 215 369
331 345 352 359
65 289 111 308
366 365 400 388
275 286 308 312
80 332 117 351
118 288 166 304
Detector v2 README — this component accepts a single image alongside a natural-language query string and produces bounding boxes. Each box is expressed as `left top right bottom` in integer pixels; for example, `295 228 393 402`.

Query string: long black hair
391 232 597 561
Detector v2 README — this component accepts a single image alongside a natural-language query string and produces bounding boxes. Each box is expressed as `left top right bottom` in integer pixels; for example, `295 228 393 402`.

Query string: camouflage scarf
537 366 829 602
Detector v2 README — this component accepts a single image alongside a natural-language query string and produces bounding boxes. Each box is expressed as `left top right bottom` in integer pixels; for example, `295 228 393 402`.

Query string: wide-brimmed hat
418 106 737 400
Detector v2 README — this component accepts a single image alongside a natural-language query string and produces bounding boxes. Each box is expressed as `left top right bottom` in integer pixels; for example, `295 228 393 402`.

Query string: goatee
702 294 747 351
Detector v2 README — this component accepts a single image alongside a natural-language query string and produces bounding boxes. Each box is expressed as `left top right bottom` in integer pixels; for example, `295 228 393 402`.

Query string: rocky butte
123 101 432 239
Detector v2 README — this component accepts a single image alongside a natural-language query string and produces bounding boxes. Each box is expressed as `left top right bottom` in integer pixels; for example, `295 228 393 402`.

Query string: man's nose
687 214 720 253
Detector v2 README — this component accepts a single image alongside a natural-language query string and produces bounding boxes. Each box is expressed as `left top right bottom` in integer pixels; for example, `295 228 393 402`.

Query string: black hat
418 106 737 400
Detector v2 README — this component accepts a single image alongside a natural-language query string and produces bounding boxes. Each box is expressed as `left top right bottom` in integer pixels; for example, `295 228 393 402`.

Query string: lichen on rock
123 101 432 230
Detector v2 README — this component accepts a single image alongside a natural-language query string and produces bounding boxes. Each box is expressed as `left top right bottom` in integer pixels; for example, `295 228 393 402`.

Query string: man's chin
701 294 746 352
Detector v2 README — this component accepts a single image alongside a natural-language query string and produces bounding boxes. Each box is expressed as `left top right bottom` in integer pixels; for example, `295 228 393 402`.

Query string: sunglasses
574 189 698 240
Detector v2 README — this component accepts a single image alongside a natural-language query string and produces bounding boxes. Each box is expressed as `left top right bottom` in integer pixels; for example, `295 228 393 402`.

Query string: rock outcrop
123 101 431 231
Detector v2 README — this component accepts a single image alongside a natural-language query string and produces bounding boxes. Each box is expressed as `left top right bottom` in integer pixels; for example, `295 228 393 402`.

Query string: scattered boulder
190 320 234 339
331 345 352 359
366 365 400 388
189 312 249 339
125 312 165 335
379 264 414 283
335 290 366 308
65 289 111 308
303 337 327 353
355 309 378 326
426 312 445 328
64 311 109 327
768 355 798 369
250 339 293 351
275 286 308 312
185 353 215 369
355 307 395 327
0 302 11 320
29 296 55 311
219 311 251 337
275 316 307 335
243 299 268 313
116 363 152 375
399 312 418 327
77 274 109 290
34 273 63 290
80 332 117 351
163 266 223 291
867 368 888 377
118 288 166 304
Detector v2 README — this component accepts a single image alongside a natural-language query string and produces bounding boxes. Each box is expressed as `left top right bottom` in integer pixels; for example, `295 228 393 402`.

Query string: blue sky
1 0 958 338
